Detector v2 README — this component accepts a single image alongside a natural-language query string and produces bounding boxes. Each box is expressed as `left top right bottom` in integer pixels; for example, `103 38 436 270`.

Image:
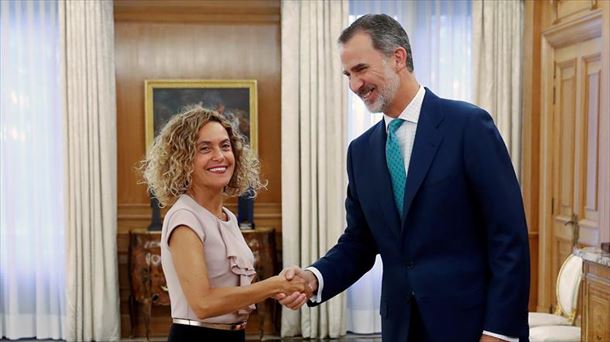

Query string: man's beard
363 64 400 113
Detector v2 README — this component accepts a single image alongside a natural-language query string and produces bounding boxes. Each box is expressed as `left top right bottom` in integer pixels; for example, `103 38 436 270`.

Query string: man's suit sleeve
309 143 379 305
463 109 530 337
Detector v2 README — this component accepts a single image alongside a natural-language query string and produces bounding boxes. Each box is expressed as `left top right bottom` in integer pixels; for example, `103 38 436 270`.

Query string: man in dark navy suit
277 14 530 342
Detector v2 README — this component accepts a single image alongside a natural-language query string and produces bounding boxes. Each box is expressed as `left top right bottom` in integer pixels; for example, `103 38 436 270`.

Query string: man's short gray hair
338 14 414 72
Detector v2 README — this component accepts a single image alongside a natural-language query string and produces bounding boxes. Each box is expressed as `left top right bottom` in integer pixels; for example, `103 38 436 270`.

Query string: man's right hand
275 265 318 310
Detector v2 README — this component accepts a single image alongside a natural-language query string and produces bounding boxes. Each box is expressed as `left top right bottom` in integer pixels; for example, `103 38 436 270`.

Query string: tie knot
388 118 404 134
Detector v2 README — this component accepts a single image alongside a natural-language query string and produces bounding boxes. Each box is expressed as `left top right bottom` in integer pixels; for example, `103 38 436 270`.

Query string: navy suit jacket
310 89 530 341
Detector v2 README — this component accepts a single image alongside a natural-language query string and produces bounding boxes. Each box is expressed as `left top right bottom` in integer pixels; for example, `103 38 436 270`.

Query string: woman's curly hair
139 105 264 207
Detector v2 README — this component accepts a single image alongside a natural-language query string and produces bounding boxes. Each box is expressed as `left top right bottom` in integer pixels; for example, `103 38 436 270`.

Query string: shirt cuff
483 330 519 342
304 266 324 303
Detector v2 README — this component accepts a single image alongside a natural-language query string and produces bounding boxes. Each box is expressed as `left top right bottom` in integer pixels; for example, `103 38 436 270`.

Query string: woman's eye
198 146 210 153
222 143 232 150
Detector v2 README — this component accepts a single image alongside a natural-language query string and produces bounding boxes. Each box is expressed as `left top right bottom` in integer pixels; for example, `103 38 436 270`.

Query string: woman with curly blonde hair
140 106 308 341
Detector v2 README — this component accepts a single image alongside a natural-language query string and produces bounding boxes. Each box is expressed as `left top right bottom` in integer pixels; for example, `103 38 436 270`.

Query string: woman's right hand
269 275 308 295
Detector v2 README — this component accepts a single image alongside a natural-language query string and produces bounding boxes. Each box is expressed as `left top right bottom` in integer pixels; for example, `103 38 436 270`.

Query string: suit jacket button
407 261 415 269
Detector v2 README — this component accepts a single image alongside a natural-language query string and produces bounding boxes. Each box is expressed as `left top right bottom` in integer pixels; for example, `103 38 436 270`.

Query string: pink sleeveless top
160 194 256 323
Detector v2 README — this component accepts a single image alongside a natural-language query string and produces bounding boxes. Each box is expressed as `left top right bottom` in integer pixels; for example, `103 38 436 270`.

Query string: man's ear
393 47 407 70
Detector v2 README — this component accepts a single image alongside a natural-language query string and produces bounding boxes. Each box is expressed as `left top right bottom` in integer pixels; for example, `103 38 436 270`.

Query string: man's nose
350 76 363 94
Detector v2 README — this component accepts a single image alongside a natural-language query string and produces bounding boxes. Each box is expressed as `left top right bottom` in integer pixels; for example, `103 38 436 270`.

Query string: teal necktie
386 119 406 216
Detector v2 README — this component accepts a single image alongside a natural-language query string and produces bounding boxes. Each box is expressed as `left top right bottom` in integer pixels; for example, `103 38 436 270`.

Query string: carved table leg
129 294 137 338
144 300 151 341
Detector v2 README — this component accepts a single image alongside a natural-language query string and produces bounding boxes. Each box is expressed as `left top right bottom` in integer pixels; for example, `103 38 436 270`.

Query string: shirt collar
384 85 425 131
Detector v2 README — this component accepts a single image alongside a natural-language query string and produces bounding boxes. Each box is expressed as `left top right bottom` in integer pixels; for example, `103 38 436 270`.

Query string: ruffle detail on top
217 215 257 314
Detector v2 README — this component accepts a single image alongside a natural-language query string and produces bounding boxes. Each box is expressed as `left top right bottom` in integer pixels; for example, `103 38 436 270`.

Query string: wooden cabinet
128 227 278 339
128 230 168 339
581 251 610 341
241 228 280 337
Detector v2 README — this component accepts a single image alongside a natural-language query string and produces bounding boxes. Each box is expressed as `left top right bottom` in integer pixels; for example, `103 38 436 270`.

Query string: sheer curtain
346 0 472 334
0 0 65 339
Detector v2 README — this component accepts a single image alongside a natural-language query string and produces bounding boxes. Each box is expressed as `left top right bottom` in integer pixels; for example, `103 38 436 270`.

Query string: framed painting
144 79 258 153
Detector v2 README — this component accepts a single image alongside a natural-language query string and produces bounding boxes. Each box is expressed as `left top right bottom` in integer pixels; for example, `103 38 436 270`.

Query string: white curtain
346 0 472 334
0 0 65 339
61 1 120 341
280 0 349 338
472 0 523 178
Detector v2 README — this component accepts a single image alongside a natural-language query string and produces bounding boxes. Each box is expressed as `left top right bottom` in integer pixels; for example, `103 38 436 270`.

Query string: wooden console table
575 247 610 341
128 227 278 339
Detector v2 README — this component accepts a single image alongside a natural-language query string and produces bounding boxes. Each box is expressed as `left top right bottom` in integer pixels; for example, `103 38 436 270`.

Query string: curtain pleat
281 0 348 338
61 1 120 340
472 0 523 178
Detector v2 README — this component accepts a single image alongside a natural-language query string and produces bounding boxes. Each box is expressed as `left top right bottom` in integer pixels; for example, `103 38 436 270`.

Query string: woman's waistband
172 318 247 331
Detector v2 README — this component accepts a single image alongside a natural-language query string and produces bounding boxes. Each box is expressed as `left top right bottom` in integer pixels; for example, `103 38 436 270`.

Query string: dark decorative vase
237 189 255 230
148 194 162 231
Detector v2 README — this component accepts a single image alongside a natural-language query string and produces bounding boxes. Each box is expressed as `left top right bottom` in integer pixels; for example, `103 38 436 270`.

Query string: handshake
269 266 318 310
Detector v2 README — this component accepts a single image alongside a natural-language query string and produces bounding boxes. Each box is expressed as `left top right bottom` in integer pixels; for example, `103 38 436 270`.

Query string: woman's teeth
207 167 227 173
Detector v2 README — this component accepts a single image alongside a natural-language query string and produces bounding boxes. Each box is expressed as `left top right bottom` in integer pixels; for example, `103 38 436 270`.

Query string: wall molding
114 0 280 23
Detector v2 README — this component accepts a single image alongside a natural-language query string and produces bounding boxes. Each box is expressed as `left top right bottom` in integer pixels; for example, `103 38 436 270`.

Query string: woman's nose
211 147 225 160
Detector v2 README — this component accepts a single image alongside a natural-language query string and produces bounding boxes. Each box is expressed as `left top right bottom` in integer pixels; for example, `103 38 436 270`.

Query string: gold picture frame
144 79 258 153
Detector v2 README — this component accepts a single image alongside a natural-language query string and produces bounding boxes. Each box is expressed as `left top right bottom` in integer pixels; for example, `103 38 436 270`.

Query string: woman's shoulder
162 195 210 242
164 195 216 229
169 194 194 210
165 195 196 219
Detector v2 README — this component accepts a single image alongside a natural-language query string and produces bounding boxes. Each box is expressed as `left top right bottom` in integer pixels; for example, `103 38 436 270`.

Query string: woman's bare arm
169 226 307 320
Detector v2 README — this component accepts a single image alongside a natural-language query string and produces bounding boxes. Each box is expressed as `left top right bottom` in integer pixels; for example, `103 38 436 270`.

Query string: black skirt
167 323 246 342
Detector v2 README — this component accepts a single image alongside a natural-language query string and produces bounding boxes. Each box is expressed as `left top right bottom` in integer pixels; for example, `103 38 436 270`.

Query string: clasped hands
273 266 318 310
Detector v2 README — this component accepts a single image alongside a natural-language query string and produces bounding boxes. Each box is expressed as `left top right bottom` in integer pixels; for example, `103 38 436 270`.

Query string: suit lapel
401 89 445 229
369 121 402 236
